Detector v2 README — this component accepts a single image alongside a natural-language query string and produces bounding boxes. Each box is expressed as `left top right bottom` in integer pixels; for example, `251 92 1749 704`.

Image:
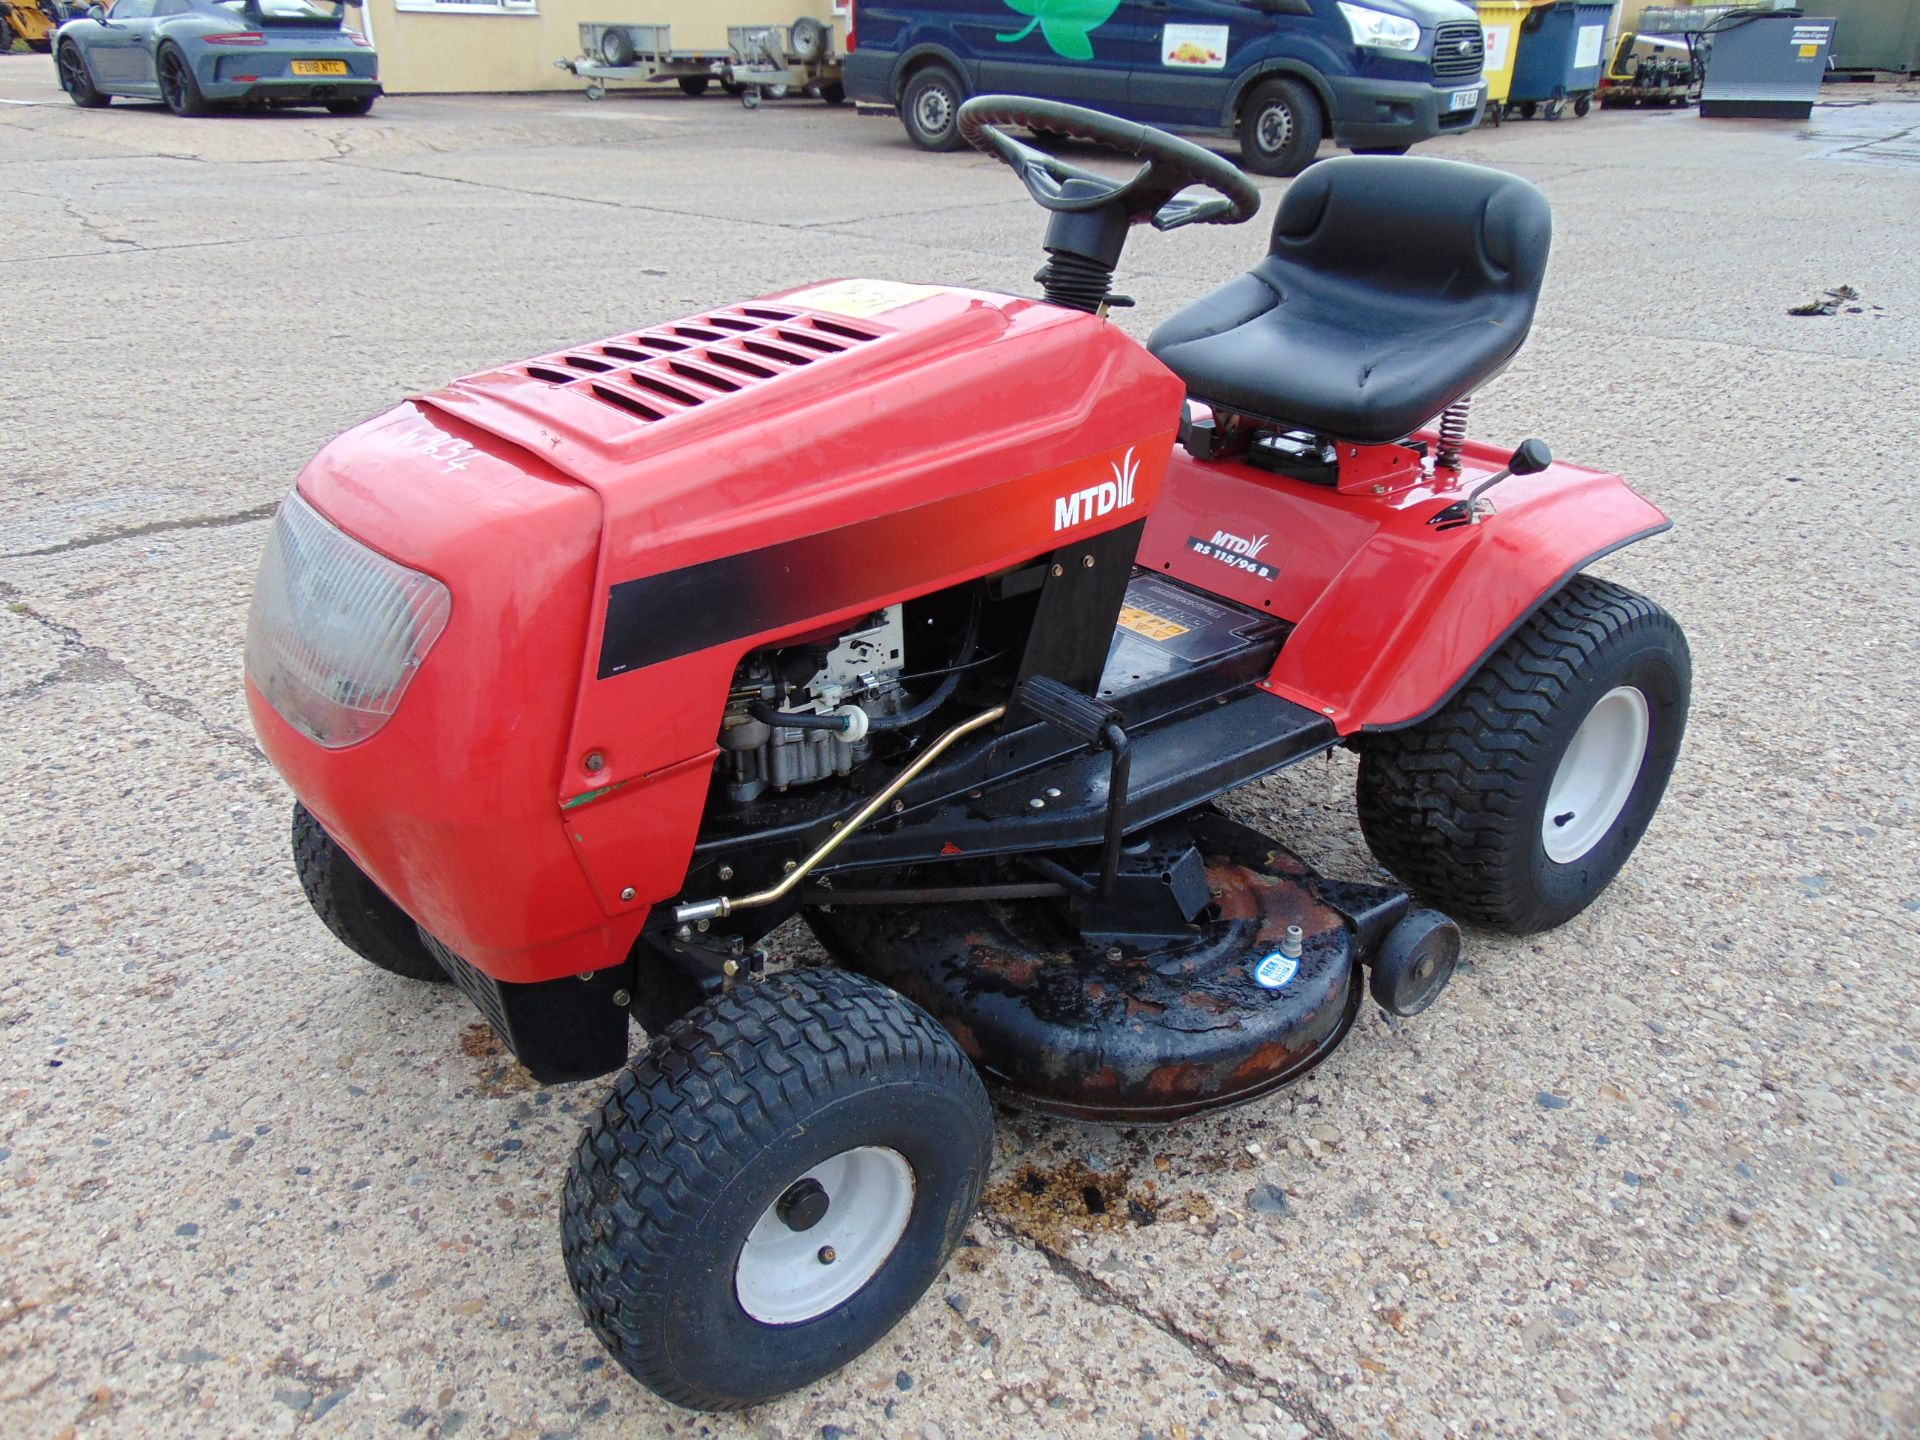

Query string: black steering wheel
957 95 1261 232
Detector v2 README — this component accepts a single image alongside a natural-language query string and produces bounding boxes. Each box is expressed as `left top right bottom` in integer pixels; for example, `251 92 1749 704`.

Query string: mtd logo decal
1054 446 1140 532
1187 526 1277 581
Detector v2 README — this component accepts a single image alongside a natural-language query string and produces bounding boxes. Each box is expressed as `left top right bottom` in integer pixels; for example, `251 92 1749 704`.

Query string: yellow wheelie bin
1474 0 1543 124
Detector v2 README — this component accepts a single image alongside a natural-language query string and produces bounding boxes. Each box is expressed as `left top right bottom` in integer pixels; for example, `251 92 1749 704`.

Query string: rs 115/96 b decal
1188 527 1276 581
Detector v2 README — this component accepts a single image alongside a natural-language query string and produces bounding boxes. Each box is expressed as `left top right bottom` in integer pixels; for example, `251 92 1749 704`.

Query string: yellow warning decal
1117 605 1191 642
789 279 943 319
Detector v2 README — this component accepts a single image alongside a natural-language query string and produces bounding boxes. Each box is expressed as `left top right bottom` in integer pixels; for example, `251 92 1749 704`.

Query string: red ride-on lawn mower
246 97 1689 1409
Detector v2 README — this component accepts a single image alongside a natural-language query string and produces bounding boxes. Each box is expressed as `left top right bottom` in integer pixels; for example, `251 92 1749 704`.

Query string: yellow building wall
360 0 838 95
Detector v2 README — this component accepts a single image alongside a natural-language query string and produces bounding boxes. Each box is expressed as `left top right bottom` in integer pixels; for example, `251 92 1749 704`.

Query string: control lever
1427 438 1552 530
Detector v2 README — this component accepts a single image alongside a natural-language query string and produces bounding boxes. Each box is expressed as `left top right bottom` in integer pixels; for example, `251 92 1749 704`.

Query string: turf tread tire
562 967 992 1411
1356 575 1688 933
291 803 446 981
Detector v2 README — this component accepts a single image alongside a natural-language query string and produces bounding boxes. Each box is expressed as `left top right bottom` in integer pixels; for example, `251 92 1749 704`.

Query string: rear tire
158 44 209 117
291 803 447 981
562 967 992 1411
677 74 709 97
899 63 964 152
1356 576 1690 934
819 79 845 105
1352 144 1411 155
1238 76 1322 177
325 95 375 116
58 41 109 108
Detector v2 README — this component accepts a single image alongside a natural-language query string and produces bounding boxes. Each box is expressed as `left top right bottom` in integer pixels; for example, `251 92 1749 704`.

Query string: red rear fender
1143 437 1670 732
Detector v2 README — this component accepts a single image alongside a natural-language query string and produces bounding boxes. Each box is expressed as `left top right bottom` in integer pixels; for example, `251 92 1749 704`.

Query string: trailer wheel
900 63 965 151
1356 576 1690 934
562 967 992 1411
678 75 709 97
1238 77 1322 177
584 83 605 102
291 803 447 982
790 15 828 64
599 28 633 67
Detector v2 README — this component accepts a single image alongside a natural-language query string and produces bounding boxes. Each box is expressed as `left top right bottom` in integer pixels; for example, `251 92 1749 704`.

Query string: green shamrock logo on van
995 0 1122 61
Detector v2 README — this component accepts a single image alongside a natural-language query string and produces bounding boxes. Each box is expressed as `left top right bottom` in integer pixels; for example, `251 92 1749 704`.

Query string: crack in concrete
0 582 267 765
981 1214 1349 1438
59 199 139 250
3 502 279 560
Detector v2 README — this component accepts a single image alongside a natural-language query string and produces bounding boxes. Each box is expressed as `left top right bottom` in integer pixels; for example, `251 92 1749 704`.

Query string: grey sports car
55 0 379 115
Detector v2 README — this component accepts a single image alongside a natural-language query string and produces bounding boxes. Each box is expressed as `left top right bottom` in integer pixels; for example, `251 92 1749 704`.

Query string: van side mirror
1248 0 1315 14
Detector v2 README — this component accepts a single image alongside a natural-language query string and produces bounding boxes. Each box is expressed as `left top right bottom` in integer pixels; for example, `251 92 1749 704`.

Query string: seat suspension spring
1435 397 1471 470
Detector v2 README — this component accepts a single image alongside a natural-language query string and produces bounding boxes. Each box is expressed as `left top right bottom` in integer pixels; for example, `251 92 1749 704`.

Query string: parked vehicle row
844 0 1489 175
41 0 1498 181
53 0 378 115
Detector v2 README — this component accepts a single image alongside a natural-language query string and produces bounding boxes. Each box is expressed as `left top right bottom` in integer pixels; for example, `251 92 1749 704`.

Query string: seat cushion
1148 157 1551 445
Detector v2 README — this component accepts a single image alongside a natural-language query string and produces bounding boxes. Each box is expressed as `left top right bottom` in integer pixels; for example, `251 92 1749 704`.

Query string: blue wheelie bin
1506 0 1613 119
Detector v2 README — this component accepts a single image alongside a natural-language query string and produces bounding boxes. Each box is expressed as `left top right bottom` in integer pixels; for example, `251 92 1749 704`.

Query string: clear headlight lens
1338 3 1423 52
245 490 451 748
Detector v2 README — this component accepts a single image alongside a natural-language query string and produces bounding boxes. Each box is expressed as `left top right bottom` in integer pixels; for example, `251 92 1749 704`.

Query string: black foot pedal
1015 675 1118 746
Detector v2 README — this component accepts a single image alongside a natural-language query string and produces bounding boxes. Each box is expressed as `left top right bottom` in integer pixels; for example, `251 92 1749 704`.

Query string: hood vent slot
591 385 664 421
629 372 703 407
506 303 886 430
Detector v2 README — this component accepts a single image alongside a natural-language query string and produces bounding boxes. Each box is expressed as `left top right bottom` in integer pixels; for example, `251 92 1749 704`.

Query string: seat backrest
1268 156 1552 306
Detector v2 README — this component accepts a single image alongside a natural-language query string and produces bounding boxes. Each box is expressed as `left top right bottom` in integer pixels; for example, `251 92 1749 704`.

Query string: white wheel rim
1541 685 1650 864
734 1146 915 1326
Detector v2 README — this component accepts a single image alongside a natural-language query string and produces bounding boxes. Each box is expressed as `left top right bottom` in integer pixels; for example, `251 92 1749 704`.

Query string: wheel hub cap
735 1146 914 1325
918 88 952 133
1542 685 1650 864
1258 105 1293 153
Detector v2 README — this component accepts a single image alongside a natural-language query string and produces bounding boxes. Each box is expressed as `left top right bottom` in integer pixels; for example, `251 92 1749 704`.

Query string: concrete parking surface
4 50 1918 1440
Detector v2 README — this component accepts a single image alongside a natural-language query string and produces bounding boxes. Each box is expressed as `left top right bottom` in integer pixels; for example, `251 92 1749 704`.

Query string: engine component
718 608 908 802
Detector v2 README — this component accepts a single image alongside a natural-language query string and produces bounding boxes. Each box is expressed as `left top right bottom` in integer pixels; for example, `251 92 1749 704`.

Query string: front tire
291 803 447 981
899 63 964 152
158 45 209 117
58 42 110 108
562 968 993 1411
1356 576 1690 934
1238 76 1322 177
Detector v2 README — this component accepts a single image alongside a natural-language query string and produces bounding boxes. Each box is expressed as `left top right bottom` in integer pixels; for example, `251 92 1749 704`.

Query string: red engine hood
417 279 1167 585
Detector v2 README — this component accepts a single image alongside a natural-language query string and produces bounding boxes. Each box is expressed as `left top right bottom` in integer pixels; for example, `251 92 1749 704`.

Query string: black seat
1147 157 1552 445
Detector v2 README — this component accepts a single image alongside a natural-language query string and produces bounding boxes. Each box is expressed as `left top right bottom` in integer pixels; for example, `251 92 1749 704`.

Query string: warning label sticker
1117 605 1192 643
788 278 942 319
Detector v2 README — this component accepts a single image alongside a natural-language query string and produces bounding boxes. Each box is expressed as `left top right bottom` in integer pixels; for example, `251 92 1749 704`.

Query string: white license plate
1449 87 1481 111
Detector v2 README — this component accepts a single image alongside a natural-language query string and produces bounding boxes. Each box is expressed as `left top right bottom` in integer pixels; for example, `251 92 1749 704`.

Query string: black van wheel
562 967 993 1410
901 64 966 152
1239 77 1321 177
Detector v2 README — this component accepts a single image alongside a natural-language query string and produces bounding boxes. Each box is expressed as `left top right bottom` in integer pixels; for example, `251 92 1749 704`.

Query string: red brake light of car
845 0 855 52
204 31 266 45
349 32 371 46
